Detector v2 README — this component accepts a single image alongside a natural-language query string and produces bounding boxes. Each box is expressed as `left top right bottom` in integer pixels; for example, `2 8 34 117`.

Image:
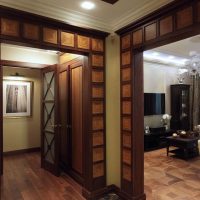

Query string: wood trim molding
3 147 41 156
118 0 200 199
0 6 107 199
1 60 48 69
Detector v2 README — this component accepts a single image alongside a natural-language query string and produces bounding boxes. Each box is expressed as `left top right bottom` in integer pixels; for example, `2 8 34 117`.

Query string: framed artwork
3 80 33 117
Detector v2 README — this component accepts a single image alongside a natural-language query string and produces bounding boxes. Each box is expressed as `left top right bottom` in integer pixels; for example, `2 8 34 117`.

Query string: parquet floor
0 152 85 200
1 150 200 200
144 148 200 200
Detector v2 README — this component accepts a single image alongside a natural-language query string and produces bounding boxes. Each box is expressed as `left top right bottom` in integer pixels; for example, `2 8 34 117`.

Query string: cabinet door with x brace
41 65 60 176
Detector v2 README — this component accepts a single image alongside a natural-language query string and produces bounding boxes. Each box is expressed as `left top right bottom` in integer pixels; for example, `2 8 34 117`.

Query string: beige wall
144 61 191 128
3 67 41 152
106 34 121 187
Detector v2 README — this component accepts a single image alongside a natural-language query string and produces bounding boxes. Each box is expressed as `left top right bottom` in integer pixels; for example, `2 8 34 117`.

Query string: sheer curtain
190 76 200 129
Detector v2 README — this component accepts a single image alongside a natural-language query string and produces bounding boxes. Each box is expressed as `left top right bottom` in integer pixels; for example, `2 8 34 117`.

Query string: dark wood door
41 65 60 176
58 57 86 184
70 63 83 176
58 64 70 169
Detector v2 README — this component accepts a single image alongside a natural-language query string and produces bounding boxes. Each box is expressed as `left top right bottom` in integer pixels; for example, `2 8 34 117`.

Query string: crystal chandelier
185 51 200 76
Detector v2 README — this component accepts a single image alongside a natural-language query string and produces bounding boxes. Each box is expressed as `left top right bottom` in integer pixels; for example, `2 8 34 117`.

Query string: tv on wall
144 93 165 116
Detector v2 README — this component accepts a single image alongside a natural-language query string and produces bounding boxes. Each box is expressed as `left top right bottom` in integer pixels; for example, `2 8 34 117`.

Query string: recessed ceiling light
168 56 175 59
81 1 95 10
152 52 160 56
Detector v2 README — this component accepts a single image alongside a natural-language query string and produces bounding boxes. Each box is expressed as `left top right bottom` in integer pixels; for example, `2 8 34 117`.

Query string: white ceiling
145 34 200 67
0 0 173 32
155 35 200 59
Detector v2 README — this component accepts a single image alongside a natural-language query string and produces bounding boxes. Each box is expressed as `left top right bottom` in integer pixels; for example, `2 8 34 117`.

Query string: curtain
190 76 200 129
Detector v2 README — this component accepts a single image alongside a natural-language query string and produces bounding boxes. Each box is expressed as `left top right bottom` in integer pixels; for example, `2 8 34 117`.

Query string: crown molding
0 0 112 32
0 0 173 33
111 0 173 31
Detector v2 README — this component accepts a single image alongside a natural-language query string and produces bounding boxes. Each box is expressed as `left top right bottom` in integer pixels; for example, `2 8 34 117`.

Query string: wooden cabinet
170 84 190 131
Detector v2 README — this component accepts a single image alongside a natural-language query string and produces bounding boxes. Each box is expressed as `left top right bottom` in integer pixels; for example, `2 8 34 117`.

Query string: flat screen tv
144 93 165 116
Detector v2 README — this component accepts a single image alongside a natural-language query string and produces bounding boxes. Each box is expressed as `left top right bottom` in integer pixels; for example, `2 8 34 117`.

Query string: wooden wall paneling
0 6 109 200
176 6 193 30
92 38 104 52
120 31 133 197
92 70 104 83
132 29 143 46
93 132 104 146
121 67 131 82
92 54 104 67
122 51 131 66
93 162 104 178
159 16 173 36
116 0 200 200
43 27 58 44
198 2 200 22
145 22 157 41
61 31 75 47
121 34 131 50
93 147 104 162
77 35 90 49
1 18 19 37
92 86 104 98
23 23 40 40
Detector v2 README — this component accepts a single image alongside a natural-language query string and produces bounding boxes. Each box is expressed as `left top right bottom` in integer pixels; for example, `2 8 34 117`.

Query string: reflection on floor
1 152 85 200
1 152 119 200
144 148 200 200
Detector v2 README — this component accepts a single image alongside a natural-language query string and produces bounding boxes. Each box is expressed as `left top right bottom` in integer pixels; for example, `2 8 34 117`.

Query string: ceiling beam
100 0 119 5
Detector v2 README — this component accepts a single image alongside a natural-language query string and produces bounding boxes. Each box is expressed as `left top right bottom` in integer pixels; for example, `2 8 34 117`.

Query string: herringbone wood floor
144 148 200 200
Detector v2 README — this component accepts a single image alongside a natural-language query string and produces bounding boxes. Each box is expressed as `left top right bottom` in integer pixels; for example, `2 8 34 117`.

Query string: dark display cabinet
170 84 190 131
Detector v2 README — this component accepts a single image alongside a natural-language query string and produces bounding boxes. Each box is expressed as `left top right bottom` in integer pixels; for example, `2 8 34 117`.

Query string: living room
143 34 200 200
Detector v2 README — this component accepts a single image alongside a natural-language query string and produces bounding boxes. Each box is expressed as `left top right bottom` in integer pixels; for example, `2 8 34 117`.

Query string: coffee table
166 136 199 159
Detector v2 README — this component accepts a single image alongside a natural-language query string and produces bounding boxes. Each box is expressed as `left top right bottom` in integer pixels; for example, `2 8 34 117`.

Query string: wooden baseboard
3 147 40 156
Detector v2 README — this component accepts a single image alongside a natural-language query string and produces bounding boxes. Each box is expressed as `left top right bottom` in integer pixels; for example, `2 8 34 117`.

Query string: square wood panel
123 149 131 165
77 35 90 49
145 23 157 41
92 38 104 52
122 84 131 98
176 7 193 29
123 133 131 148
122 117 131 131
123 165 132 182
92 71 104 83
133 29 143 46
122 101 131 114
159 16 173 36
43 27 58 44
61 32 75 47
92 101 104 114
93 147 104 162
122 34 131 50
92 55 104 67
93 162 104 178
122 51 131 66
92 86 104 98
1 18 19 37
23 23 39 40
93 132 104 146
93 116 104 130
121 67 131 82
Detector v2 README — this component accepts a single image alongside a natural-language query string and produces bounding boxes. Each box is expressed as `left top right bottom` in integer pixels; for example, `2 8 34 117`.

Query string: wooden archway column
117 0 200 199
0 6 108 199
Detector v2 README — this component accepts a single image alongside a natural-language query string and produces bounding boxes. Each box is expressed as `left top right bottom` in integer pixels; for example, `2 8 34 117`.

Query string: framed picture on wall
3 80 33 117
